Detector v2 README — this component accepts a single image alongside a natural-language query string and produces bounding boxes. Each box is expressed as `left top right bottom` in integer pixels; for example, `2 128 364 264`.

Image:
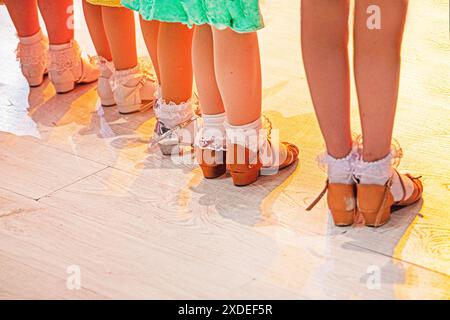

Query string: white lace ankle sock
353 154 393 185
320 149 356 185
154 98 195 129
19 29 44 44
114 65 141 87
224 118 262 152
353 153 414 202
196 112 226 150
202 112 226 137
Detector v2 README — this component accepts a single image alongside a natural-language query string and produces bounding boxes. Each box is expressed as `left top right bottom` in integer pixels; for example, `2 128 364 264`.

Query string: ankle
202 112 226 135
48 40 81 75
154 98 194 129
224 118 262 153
94 56 114 79
49 42 72 51
353 153 393 186
196 112 226 150
113 65 141 87
19 29 45 45
320 148 357 185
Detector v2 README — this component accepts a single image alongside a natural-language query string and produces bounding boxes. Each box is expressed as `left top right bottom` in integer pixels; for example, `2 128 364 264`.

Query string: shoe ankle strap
306 180 329 211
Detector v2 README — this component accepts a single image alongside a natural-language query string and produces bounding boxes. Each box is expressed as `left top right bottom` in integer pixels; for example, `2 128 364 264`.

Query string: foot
48 40 100 94
353 148 423 227
195 118 227 179
94 56 115 107
225 118 299 186
151 99 196 155
306 150 358 227
356 170 423 227
112 65 157 114
16 30 48 87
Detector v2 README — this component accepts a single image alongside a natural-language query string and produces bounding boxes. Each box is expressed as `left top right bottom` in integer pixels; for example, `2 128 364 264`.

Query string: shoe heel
229 168 260 186
356 183 393 228
101 97 116 107
326 184 356 227
200 164 226 179
118 103 140 114
27 75 44 87
330 210 354 227
53 81 75 94
158 141 179 155
359 208 391 228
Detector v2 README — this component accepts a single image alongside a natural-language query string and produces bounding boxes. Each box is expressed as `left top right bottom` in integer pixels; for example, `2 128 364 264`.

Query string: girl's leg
192 25 225 115
212 27 298 186
101 7 155 113
101 6 137 70
353 1 420 227
82 0 112 61
158 22 194 104
4 0 40 37
301 1 356 225
192 25 227 176
5 0 47 87
140 18 161 83
354 0 408 162
37 0 74 44
211 28 261 126
301 0 352 159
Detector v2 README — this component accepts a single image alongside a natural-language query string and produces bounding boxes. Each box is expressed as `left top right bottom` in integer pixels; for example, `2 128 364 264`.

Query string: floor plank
0 132 107 199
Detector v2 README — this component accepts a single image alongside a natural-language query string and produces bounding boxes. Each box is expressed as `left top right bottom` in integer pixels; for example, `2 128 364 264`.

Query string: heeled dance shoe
94 56 115 107
306 181 356 227
226 119 299 186
111 65 157 114
195 132 227 179
48 40 99 93
356 170 423 227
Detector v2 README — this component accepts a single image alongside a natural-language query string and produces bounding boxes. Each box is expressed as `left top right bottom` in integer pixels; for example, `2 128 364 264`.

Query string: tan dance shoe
356 170 423 227
226 140 299 187
307 181 356 227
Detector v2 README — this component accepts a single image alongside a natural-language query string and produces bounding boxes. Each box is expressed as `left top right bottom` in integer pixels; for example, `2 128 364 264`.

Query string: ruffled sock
224 118 262 153
197 112 226 150
353 153 414 202
113 65 141 87
154 98 195 129
319 149 357 185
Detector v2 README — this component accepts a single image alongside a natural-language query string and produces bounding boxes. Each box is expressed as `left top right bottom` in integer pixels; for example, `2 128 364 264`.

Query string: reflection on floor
0 0 449 299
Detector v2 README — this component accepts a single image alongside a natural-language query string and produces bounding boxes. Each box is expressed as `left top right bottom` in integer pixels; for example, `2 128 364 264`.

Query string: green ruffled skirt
121 0 263 33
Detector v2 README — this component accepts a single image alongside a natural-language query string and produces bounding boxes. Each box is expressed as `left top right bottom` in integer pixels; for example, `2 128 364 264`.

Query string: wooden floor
0 0 449 299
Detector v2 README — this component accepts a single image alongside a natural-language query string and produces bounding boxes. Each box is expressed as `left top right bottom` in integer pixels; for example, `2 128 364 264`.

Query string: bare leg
192 25 225 115
38 0 74 44
158 22 194 103
354 0 408 161
211 28 261 126
211 27 297 185
354 0 414 201
102 6 137 70
301 0 352 159
140 18 161 83
4 0 40 37
82 0 112 61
